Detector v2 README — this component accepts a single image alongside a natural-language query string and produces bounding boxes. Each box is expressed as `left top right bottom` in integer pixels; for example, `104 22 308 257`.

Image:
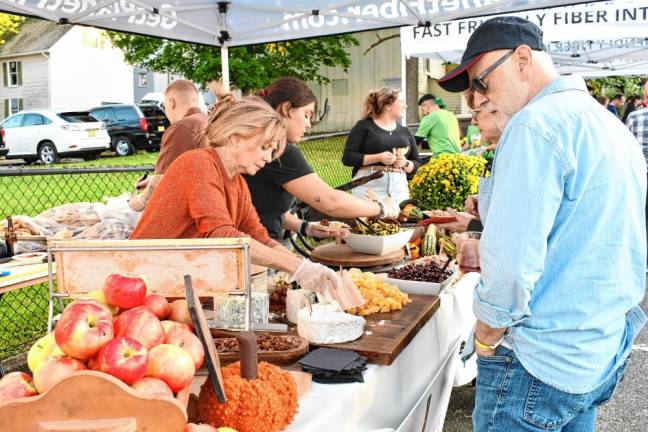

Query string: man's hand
437 209 477 233
475 320 507 357
464 195 479 217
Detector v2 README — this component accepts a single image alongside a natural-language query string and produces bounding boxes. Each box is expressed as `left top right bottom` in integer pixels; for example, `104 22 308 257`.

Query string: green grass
0 138 351 364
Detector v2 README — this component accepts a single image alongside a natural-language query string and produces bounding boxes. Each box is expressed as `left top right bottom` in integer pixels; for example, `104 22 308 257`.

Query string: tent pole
401 53 407 126
221 46 230 92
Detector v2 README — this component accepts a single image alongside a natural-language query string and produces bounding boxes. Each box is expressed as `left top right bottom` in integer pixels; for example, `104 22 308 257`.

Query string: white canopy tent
400 0 648 77
0 0 601 89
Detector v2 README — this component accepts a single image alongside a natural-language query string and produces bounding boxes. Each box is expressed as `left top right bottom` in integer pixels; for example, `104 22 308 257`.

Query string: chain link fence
0 132 353 368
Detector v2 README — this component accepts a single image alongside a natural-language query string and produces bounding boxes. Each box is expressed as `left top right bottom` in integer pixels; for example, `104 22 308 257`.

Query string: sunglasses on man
469 49 516 94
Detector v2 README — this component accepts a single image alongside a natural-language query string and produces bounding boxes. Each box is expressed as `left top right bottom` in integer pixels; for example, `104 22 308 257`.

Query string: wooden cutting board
310 243 404 268
311 294 441 365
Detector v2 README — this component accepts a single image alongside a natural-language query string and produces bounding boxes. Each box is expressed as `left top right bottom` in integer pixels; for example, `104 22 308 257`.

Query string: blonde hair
206 82 287 157
364 87 399 119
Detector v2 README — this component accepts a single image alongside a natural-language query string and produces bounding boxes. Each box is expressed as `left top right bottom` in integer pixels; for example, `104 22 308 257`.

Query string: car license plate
87 129 96 137
158 125 165 132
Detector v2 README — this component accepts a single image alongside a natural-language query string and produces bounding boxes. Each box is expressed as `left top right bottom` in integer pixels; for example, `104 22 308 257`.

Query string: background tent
0 0 603 88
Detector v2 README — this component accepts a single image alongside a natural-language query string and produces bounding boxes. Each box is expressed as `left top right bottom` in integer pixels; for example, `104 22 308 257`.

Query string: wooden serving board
310 243 405 268
312 294 441 365
214 335 309 366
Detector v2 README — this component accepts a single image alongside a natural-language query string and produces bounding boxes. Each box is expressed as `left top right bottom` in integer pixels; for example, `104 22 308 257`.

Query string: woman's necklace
373 118 397 135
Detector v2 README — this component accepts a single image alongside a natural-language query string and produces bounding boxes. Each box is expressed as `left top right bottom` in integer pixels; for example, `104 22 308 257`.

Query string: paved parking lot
444 285 648 432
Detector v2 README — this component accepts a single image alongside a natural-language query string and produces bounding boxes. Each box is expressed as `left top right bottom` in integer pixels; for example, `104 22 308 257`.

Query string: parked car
0 109 110 164
138 102 170 149
89 104 156 156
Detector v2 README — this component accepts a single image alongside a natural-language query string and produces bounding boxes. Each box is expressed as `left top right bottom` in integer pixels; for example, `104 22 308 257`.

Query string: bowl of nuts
384 257 458 295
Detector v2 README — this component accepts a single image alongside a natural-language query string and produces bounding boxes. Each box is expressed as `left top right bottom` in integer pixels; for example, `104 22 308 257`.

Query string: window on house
9 98 22 115
8 61 19 87
332 79 348 96
138 73 148 88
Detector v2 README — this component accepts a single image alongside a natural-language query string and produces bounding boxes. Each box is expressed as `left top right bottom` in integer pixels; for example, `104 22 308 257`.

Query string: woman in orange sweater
131 94 350 297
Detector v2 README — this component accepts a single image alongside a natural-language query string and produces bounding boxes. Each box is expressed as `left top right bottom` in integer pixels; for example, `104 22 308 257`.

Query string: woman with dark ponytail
244 77 399 244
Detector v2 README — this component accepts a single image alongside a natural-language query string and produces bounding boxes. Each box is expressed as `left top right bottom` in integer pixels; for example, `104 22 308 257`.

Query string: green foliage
107 32 359 92
587 75 648 98
0 13 24 45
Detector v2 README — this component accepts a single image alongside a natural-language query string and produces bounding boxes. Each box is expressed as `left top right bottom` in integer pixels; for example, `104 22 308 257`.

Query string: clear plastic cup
456 231 481 273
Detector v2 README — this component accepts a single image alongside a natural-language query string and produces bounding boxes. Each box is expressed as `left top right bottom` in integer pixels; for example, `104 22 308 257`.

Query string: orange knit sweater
131 148 272 244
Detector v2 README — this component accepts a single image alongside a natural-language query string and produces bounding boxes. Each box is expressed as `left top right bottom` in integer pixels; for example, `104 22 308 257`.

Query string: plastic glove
381 196 400 219
289 259 338 294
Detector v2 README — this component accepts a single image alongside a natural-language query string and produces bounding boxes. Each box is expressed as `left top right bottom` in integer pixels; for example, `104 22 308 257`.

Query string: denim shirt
475 75 647 394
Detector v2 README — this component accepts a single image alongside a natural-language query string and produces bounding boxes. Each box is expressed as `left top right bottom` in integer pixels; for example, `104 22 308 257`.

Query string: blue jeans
473 346 629 432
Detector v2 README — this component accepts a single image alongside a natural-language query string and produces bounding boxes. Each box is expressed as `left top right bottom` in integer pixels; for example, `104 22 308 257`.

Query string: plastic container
344 229 413 255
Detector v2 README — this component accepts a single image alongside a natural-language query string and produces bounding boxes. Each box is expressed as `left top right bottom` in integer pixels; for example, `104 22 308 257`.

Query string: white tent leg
401 53 407 126
221 46 230 92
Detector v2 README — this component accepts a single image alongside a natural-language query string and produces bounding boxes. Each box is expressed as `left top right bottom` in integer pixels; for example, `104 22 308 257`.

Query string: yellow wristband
474 335 500 350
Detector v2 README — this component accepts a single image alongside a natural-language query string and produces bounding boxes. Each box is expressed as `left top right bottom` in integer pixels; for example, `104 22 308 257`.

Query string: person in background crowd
462 123 482 152
435 96 447 109
621 94 643 124
414 94 461 156
129 80 208 211
342 87 420 204
626 104 648 254
607 93 625 118
438 16 646 431
243 77 400 244
642 80 648 107
597 95 609 107
130 93 362 304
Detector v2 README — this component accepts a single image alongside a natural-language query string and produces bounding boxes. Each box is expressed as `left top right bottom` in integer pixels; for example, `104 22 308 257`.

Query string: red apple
86 289 119 315
103 274 148 310
86 355 101 371
0 372 37 402
184 424 219 432
168 300 192 325
114 306 164 350
144 294 170 320
131 377 174 398
161 320 195 336
146 344 195 392
165 328 204 370
97 336 148 385
55 301 114 360
33 357 85 394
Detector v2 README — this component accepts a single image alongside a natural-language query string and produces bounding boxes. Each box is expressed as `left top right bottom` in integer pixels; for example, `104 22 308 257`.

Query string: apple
131 377 174 398
114 306 164 350
55 301 114 360
86 355 101 371
103 274 148 310
165 328 204 370
0 372 37 402
168 300 192 325
97 336 148 385
161 320 195 336
146 344 195 392
27 333 56 372
184 424 220 432
144 294 170 320
33 357 85 394
86 289 119 315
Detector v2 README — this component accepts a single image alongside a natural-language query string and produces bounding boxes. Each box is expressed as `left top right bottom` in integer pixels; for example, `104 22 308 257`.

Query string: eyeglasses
469 49 516 94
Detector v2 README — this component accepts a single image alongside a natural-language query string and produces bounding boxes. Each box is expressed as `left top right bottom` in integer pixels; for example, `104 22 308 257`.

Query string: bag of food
74 219 133 240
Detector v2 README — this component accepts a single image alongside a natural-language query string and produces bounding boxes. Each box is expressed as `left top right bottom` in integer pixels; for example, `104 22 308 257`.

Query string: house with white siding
0 19 134 120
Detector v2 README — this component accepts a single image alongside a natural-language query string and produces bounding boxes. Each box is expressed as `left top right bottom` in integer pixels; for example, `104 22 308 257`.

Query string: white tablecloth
286 273 480 432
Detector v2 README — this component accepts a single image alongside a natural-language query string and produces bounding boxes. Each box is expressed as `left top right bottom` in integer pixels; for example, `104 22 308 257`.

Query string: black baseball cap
438 16 544 93
418 94 436 105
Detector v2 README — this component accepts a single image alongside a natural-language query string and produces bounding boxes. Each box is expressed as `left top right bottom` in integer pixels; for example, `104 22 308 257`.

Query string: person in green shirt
415 94 461 156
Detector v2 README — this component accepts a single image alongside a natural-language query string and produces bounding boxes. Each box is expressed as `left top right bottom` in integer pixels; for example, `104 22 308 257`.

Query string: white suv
0 109 110 164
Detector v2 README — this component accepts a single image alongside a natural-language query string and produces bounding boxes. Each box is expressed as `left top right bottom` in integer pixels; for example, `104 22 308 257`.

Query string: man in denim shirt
439 17 647 431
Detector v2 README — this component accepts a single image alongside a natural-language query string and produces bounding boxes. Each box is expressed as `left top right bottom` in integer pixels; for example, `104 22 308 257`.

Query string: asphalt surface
443 282 648 432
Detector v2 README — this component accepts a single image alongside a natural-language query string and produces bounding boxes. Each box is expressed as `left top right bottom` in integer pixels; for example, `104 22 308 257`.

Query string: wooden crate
49 238 251 298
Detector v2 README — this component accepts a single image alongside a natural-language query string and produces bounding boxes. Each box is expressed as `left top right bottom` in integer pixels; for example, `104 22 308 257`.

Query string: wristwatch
474 334 503 350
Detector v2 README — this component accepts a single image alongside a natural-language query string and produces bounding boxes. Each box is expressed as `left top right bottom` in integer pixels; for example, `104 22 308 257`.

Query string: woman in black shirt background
244 78 399 243
343 87 420 205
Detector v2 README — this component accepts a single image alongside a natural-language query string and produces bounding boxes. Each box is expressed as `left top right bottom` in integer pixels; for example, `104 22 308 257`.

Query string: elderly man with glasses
438 16 646 432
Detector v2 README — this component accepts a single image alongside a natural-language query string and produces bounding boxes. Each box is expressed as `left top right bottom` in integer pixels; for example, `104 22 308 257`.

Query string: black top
245 144 314 240
342 118 420 178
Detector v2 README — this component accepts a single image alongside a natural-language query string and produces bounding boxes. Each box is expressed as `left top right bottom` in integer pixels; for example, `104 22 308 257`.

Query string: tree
0 14 24 45
587 75 648 98
108 32 359 92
